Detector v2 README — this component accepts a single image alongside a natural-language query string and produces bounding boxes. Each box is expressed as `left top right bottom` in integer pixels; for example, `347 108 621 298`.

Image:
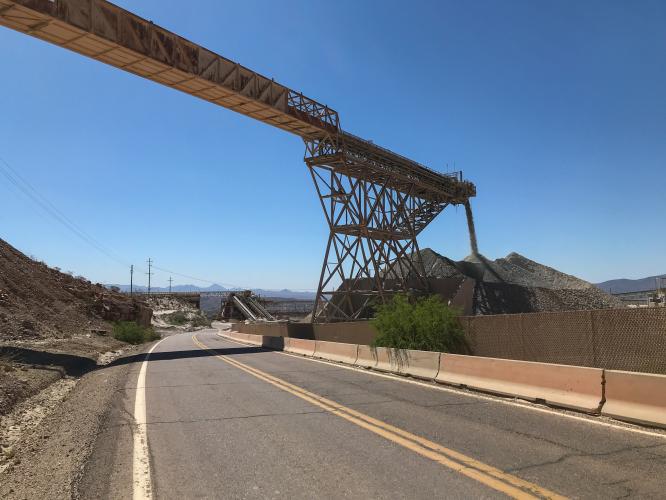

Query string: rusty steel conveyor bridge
0 0 476 322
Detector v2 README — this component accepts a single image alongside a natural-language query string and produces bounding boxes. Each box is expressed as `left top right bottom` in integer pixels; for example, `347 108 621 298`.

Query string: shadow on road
106 345 266 368
1 344 268 378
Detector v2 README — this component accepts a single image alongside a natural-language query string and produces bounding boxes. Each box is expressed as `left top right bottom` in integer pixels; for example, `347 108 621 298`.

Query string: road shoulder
0 342 150 499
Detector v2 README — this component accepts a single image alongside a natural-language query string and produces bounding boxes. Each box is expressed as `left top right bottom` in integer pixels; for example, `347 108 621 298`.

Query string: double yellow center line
192 334 566 500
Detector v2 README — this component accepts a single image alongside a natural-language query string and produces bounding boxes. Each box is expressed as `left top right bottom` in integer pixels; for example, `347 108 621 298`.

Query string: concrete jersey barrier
261 336 285 350
373 347 398 373
357 347 440 380
602 370 666 428
314 340 358 365
356 345 378 369
436 354 604 413
219 326 666 428
356 346 397 372
284 338 316 357
398 349 441 380
227 331 263 346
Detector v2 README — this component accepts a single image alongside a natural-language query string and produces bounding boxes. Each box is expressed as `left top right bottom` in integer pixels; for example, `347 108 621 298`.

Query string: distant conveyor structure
231 293 276 323
0 0 477 322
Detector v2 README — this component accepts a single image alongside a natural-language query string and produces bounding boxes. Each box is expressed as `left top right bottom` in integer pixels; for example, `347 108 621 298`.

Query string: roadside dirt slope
0 238 150 341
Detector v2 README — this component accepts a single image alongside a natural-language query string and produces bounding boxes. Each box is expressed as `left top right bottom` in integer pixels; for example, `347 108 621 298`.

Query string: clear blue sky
1 0 664 290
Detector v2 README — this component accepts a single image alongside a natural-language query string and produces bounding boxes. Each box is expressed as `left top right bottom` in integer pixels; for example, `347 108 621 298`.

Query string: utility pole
168 276 173 293
130 264 134 296
146 258 154 293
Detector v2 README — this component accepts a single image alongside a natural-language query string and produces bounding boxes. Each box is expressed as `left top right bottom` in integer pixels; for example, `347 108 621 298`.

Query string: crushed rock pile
0 238 151 341
419 248 623 315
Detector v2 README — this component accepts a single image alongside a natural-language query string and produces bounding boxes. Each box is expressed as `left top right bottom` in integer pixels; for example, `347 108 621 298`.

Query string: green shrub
164 311 188 326
112 321 160 345
371 294 465 352
190 313 212 328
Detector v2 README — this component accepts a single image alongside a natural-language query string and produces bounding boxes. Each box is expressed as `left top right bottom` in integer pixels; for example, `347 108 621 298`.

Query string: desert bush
371 293 465 352
113 321 160 344
190 313 212 328
164 311 188 326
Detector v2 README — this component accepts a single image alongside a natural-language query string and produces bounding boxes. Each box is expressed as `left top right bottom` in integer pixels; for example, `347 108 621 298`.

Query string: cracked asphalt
79 329 666 499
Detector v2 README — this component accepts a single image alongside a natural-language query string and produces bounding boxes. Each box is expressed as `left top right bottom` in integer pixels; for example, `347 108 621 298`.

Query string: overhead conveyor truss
0 0 477 322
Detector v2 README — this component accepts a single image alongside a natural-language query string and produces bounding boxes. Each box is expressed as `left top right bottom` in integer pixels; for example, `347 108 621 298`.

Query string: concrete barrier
436 354 604 412
284 338 316 357
238 321 288 337
399 350 441 380
314 341 358 365
602 370 666 428
231 332 262 346
373 347 397 373
261 336 285 350
356 345 378 369
356 347 439 380
226 331 246 342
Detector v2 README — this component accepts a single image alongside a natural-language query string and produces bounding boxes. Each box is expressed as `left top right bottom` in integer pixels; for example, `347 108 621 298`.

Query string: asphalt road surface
81 329 666 499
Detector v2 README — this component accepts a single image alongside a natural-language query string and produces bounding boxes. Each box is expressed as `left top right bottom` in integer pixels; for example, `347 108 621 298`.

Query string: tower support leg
304 138 447 322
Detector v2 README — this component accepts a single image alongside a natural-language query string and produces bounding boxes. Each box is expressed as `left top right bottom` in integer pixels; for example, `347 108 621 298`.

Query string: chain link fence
464 307 666 374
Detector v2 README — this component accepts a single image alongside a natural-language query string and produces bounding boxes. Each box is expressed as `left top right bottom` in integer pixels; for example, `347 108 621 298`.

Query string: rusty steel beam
0 0 475 204
0 0 338 138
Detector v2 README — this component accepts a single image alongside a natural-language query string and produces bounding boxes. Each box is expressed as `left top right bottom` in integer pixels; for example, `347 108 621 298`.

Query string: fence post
590 309 597 367
519 313 526 360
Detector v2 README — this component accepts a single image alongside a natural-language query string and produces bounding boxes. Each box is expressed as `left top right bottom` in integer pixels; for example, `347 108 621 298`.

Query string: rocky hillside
0 239 151 341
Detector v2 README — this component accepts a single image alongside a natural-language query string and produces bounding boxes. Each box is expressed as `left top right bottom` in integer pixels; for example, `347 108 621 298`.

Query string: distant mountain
596 275 666 294
106 284 315 300
107 284 228 293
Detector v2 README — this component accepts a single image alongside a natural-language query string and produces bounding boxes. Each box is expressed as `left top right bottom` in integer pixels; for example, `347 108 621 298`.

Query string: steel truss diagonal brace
305 138 449 322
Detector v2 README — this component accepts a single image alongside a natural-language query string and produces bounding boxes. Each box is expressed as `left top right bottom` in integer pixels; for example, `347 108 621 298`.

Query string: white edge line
213 331 666 440
133 337 166 500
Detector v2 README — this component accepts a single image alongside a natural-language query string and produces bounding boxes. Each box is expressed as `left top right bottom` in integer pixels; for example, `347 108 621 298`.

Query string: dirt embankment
0 238 154 419
0 239 151 342
147 296 212 331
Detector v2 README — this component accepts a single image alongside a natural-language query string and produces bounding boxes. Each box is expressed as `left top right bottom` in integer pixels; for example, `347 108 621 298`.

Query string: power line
150 264 235 287
0 155 130 268
0 156 316 291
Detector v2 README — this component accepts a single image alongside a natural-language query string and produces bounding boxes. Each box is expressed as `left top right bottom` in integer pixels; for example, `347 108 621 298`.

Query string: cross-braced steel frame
0 0 476 324
304 134 472 322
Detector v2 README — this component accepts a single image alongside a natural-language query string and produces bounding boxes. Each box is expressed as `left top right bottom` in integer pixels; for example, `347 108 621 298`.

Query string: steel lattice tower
304 133 475 322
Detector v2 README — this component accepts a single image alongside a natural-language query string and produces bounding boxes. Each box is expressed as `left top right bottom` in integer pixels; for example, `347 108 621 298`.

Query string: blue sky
1 0 664 289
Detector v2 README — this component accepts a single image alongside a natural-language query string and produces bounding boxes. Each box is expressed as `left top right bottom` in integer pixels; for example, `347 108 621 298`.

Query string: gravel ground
0 334 130 416
0 364 64 417
0 341 145 499
414 248 624 314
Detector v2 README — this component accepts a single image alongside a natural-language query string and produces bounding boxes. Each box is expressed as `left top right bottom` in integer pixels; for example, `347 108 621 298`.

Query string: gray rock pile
418 248 622 315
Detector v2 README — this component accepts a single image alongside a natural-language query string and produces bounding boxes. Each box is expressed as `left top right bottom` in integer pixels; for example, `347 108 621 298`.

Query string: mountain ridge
596 275 666 294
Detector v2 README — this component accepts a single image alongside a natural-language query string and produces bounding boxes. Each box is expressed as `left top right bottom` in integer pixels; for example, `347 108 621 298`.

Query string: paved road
82 329 666 499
